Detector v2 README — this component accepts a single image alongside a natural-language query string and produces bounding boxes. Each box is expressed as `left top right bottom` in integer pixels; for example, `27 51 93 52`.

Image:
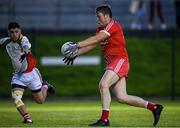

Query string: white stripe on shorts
114 58 125 73
34 68 43 83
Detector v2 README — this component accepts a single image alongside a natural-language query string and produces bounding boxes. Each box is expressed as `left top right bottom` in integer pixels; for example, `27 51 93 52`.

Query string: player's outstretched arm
78 44 97 55
62 32 108 65
78 32 109 47
62 43 97 65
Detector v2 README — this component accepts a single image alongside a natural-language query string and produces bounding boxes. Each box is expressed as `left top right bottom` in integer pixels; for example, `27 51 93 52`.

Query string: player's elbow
92 35 103 44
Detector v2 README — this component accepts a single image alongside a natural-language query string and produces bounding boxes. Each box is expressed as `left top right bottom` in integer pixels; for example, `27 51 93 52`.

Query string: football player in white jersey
0 22 55 123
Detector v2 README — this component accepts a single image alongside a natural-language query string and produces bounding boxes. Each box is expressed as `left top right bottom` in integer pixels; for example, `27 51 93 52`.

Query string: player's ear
105 14 110 19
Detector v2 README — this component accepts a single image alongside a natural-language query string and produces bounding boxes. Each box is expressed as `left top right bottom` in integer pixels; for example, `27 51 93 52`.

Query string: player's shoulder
0 37 11 45
0 37 11 41
104 20 115 31
111 20 123 32
112 20 122 28
20 35 31 48
104 19 122 32
21 35 29 42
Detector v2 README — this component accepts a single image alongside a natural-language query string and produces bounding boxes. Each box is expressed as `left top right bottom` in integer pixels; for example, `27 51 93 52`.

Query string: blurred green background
1 34 179 98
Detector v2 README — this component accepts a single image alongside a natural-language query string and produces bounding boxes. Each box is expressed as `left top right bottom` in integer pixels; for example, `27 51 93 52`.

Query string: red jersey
96 20 128 60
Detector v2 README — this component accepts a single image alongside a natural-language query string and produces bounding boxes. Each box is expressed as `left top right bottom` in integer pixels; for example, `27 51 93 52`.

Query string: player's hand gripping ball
61 42 79 58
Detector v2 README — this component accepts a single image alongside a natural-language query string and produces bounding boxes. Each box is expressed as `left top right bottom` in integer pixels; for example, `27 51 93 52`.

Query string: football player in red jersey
0 22 55 123
63 5 163 127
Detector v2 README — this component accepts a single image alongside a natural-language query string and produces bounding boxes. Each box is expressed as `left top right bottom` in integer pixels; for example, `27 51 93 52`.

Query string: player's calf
12 90 33 123
34 97 45 104
32 89 46 104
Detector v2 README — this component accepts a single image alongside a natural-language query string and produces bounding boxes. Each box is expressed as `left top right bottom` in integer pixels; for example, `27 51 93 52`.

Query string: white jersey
0 36 31 72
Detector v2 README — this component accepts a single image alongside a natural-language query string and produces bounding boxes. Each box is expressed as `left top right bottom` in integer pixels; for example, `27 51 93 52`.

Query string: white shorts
11 68 43 91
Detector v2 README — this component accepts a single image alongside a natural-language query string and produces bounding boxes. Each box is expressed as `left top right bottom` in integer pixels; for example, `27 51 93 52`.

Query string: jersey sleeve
0 37 10 45
21 36 31 49
99 20 117 37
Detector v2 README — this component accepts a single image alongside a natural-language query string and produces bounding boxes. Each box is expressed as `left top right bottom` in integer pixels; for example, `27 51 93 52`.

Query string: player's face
96 12 110 27
8 28 21 42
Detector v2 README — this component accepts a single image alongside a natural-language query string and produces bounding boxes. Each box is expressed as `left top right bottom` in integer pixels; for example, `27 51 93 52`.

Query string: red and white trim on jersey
100 30 110 36
114 58 125 73
105 20 114 31
99 20 115 37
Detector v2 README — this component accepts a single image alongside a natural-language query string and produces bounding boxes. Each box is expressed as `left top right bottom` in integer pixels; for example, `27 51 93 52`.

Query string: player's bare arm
78 44 97 55
78 32 109 48
61 32 108 65
62 32 108 57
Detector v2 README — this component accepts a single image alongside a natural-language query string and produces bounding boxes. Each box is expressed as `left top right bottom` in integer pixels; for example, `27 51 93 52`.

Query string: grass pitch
0 99 180 127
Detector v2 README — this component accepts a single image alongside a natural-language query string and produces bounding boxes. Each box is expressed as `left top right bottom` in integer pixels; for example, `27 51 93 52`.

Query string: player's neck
12 34 22 43
104 18 113 27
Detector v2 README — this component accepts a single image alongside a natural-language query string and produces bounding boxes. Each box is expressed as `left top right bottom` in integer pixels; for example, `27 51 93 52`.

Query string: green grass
0 100 180 127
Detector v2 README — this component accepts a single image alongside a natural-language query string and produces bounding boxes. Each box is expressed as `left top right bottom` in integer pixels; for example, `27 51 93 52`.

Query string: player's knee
99 81 109 90
12 90 24 108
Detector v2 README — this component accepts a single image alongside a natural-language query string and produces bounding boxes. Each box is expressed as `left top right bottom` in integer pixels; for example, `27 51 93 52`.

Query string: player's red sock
147 102 157 111
23 113 31 120
100 110 109 122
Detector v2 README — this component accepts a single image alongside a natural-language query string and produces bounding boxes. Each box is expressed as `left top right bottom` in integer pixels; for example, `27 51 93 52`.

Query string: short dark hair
96 5 112 18
8 22 20 30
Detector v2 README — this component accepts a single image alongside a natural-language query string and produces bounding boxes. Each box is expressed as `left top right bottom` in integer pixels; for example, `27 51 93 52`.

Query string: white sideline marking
41 56 100 66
